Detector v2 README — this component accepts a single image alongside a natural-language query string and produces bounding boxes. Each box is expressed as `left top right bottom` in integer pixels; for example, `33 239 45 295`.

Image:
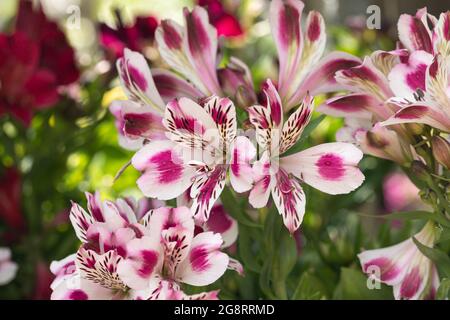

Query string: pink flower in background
248 80 365 233
15 0 79 86
0 167 25 234
0 32 59 125
0 0 79 125
100 12 158 60
359 222 439 300
197 0 243 38
0 247 18 286
33 261 54 300
383 172 421 212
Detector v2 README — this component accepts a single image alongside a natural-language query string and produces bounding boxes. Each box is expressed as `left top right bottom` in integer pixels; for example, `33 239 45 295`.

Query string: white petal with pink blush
281 142 365 195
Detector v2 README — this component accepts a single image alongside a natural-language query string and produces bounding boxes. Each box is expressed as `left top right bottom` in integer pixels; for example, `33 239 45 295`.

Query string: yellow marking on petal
101 86 127 108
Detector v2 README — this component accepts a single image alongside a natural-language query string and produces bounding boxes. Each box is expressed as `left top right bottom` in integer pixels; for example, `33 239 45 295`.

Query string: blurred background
0 0 445 299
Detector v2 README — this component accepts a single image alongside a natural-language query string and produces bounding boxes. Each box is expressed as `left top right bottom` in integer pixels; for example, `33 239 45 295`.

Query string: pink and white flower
381 54 450 132
132 96 256 222
319 8 450 147
270 0 361 111
0 247 18 286
51 193 238 300
51 193 159 300
117 206 237 299
358 222 440 300
110 48 202 150
247 80 365 233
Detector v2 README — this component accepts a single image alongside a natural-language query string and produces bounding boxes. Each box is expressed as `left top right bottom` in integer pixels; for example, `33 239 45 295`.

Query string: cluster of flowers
48 0 449 300
317 9 450 300
52 0 366 299
50 192 241 300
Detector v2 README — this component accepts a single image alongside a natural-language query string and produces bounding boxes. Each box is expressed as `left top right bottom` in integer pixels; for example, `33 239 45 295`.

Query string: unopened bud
431 136 450 170
235 85 257 109
406 123 424 135
411 161 433 184
366 130 388 148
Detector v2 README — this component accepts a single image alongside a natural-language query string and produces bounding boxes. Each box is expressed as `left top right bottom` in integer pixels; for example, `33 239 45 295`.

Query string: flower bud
431 136 450 170
411 161 433 185
405 123 424 135
235 85 257 109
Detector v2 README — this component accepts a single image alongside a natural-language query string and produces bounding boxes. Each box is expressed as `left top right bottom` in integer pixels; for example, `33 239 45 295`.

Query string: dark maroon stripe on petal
395 105 428 119
444 12 450 40
124 112 159 137
185 9 211 58
128 64 148 92
161 20 182 50
278 3 301 49
307 12 321 42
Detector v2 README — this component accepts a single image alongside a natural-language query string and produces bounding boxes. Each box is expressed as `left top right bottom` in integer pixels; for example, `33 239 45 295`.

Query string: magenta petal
184 6 222 95
318 93 378 119
152 69 203 103
399 267 422 299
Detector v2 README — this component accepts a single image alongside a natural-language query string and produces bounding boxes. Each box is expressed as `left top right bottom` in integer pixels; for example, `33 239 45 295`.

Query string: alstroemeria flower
356 123 416 165
110 48 201 150
178 190 239 249
132 96 256 222
51 192 161 300
155 6 222 96
319 9 450 139
117 206 239 300
358 222 440 300
316 50 421 163
247 80 365 233
270 0 361 111
0 247 18 286
382 54 450 132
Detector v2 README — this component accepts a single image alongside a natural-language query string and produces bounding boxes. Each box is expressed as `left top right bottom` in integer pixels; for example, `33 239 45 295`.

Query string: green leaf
283 114 326 156
291 271 328 300
437 278 450 300
359 210 450 228
412 237 450 278
332 268 393 300
437 226 450 244
220 187 262 228
238 225 262 273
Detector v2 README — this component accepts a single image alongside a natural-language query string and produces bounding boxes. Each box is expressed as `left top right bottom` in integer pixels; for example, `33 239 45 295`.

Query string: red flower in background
0 168 25 233
100 10 158 60
0 0 79 125
198 0 243 38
